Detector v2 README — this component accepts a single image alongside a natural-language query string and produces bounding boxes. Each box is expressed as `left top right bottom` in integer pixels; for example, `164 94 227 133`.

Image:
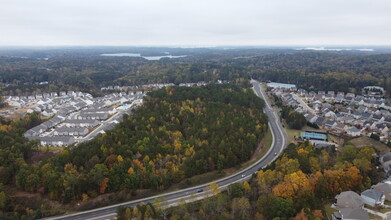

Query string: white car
241 174 246 178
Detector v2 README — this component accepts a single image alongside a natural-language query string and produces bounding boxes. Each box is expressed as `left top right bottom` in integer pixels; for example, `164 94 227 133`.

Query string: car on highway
46 81 286 220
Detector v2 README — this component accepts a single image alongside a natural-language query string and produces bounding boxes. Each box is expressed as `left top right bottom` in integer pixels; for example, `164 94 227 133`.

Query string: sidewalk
364 207 388 220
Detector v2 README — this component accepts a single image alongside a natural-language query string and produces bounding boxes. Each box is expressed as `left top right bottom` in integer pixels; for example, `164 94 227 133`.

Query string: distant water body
295 47 374 52
100 53 187 60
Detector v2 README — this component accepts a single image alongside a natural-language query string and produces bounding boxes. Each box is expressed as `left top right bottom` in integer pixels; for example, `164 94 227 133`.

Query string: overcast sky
0 0 390 46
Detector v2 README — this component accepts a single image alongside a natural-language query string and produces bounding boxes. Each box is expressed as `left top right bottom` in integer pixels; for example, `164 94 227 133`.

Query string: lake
100 53 187 60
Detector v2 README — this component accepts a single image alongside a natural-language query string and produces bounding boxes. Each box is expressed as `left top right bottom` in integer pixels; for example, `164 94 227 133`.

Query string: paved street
43 80 288 220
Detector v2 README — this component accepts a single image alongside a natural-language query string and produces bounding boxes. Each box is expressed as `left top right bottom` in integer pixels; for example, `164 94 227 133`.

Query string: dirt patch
251 140 265 161
328 133 346 146
0 105 16 112
7 186 69 215
26 150 55 164
76 189 152 212
3 104 38 120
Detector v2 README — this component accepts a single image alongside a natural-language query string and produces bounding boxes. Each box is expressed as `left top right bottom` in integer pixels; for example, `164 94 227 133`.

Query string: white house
325 110 336 119
347 127 361 137
361 189 385 207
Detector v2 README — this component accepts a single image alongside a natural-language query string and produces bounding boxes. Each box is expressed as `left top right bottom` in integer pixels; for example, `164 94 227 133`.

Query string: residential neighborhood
2 90 145 146
0 81 231 147
100 81 210 92
267 82 391 144
267 82 391 219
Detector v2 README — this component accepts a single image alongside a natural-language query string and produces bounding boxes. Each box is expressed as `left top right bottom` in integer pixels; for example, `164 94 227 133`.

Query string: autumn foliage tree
14 84 268 203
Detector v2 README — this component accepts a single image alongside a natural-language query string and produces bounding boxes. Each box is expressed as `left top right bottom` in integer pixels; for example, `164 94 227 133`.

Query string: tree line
1 84 267 218
3 50 391 96
116 141 382 219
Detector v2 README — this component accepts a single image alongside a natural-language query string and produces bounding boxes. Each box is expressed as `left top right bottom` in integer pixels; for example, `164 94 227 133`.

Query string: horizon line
1 45 391 49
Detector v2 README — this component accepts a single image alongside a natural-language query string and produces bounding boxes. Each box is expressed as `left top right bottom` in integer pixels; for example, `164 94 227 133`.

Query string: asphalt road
44 80 287 220
291 93 316 114
81 101 139 142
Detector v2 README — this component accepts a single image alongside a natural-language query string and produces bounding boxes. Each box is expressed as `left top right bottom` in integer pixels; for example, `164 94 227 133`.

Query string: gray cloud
0 0 390 46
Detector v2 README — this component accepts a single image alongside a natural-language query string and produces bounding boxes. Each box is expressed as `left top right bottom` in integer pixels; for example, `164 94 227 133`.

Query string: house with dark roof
345 97 354 103
315 117 325 127
361 112 372 121
335 95 344 103
352 112 362 120
334 123 347 133
325 120 337 130
372 182 391 202
339 109 350 115
332 208 369 220
318 91 326 95
325 94 334 101
335 113 344 120
380 152 391 176
308 91 316 97
340 115 354 124
347 127 361 137
305 114 318 123
373 114 384 122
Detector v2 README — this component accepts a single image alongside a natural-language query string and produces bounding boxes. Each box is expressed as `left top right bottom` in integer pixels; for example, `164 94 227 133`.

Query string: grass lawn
364 204 391 214
283 120 300 143
349 136 390 152
282 120 321 144
368 214 383 220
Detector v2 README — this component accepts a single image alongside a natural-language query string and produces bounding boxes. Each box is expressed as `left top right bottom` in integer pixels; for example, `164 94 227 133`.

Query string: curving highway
44 80 287 220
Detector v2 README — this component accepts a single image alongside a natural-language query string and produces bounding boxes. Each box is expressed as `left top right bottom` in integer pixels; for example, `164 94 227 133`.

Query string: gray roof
348 127 360 133
382 152 391 163
361 189 384 201
335 191 364 209
373 183 391 194
79 112 108 117
339 208 369 220
66 119 99 124
80 107 114 114
38 136 75 144
362 113 372 118
55 127 88 133
316 117 325 124
325 120 335 126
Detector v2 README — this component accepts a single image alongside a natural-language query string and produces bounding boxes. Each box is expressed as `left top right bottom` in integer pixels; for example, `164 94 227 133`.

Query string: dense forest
249 52 391 94
2 48 391 96
116 142 383 220
0 113 44 219
0 84 268 218
1 47 391 219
